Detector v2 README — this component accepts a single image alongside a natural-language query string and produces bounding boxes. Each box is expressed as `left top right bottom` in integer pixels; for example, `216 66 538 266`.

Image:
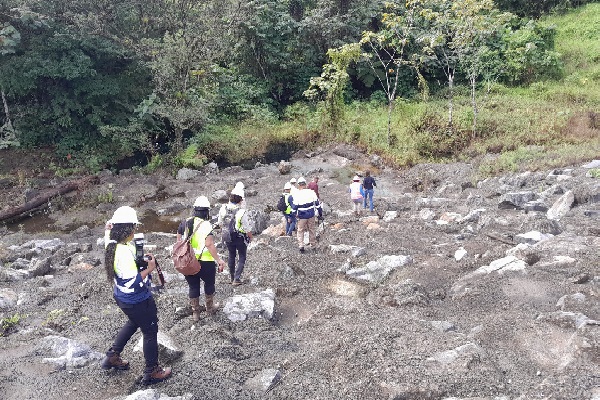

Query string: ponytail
104 223 135 283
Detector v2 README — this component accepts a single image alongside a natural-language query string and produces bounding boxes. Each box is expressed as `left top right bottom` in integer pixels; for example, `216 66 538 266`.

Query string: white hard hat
235 181 245 190
352 175 360 181
284 182 292 190
297 177 306 184
231 186 245 197
289 178 297 184
108 206 139 224
193 196 211 208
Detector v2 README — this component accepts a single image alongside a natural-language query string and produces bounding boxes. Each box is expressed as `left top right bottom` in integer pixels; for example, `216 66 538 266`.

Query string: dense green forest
0 0 598 173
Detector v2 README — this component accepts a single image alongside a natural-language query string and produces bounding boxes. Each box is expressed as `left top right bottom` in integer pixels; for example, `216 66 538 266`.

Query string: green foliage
589 169 600 178
412 112 470 158
494 0 593 18
304 43 362 134
0 313 25 336
144 154 165 174
0 9 152 170
500 19 562 85
173 144 208 169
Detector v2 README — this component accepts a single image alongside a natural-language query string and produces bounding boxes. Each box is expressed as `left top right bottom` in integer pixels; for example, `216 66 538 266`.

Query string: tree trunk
387 98 394 146
471 74 478 137
174 127 183 154
0 176 99 223
447 74 454 128
1 88 13 131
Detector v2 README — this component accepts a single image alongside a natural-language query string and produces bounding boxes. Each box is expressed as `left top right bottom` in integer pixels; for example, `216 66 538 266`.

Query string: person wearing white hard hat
289 177 299 197
348 175 364 216
177 196 226 318
231 181 246 208
289 177 323 253
279 182 296 236
218 189 253 286
102 206 172 385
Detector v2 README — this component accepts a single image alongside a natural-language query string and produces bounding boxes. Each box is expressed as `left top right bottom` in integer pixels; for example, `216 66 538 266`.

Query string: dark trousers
184 260 217 298
227 236 247 281
112 296 159 369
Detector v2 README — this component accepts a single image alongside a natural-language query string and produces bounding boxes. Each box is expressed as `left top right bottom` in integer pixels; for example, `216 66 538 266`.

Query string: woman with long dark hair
102 206 172 385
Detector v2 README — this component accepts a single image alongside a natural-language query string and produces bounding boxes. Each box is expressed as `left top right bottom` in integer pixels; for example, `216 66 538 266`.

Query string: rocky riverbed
0 146 598 400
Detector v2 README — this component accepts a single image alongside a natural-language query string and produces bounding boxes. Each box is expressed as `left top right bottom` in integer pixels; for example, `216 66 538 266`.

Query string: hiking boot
189 297 201 322
205 294 219 315
232 279 243 286
101 349 129 370
299 247 305 254
142 364 172 385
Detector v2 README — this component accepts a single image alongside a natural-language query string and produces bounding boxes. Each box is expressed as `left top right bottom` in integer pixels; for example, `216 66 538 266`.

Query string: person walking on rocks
177 196 226 320
281 182 296 236
362 170 376 212
290 177 323 253
218 186 254 286
349 175 364 216
307 176 320 199
289 177 299 198
101 206 172 385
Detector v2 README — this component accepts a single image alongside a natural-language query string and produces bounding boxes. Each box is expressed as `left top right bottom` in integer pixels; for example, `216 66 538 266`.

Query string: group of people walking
100 172 376 385
348 170 377 216
101 182 254 385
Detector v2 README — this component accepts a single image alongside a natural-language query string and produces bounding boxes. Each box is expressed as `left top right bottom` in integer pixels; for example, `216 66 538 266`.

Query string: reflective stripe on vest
113 243 141 294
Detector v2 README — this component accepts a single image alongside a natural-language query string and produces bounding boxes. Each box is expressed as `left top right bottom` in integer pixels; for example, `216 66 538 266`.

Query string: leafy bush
1 313 25 337
173 144 207 169
412 112 470 158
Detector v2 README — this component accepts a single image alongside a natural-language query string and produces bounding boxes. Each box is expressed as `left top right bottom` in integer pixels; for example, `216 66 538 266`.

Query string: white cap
193 196 211 208
235 181 245 190
108 206 139 224
352 175 360 181
289 178 297 184
297 177 306 184
284 182 292 190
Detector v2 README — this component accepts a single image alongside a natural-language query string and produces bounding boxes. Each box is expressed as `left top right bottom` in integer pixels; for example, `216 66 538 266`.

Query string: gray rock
176 168 199 180
430 320 457 333
0 288 18 308
426 342 486 366
39 335 103 369
582 160 600 169
346 255 412 283
212 190 229 203
547 190 574 220
222 289 276 322
29 257 52 276
329 244 364 256
244 368 281 392
278 160 292 175
498 191 537 209
514 231 553 245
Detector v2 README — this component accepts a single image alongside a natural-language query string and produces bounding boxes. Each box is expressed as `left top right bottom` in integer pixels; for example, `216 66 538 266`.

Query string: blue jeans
284 213 297 236
363 189 374 211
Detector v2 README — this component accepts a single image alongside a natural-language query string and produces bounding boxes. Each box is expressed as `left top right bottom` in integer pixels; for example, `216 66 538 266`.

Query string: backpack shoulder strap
185 217 202 242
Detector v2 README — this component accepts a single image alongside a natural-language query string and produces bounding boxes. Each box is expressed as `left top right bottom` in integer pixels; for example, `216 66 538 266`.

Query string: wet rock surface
0 151 599 400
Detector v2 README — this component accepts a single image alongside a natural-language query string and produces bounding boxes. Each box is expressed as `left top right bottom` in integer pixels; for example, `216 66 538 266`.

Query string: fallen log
0 176 99 223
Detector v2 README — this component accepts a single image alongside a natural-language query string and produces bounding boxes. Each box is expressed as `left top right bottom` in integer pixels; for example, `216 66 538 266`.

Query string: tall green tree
359 1 425 145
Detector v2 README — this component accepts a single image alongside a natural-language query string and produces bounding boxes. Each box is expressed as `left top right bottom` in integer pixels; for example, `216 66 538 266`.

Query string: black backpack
276 194 287 212
222 208 243 243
